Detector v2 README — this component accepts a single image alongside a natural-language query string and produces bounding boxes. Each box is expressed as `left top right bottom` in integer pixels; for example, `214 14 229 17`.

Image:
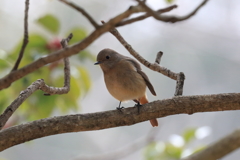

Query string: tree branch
116 4 178 27
136 0 209 23
0 33 73 130
59 0 99 28
11 0 30 71
0 93 240 151
182 129 240 160
0 4 143 90
102 21 185 95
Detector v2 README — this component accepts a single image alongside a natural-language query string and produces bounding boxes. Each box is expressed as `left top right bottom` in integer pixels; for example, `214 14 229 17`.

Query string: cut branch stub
102 21 185 96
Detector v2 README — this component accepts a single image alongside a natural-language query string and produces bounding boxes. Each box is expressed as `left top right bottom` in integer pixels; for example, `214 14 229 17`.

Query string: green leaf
165 143 182 158
192 145 205 154
0 59 10 69
0 90 10 113
20 90 57 121
67 27 87 44
144 142 158 160
183 128 196 143
78 50 96 62
9 34 48 68
50 73 81 112
37 14 60 34
78 66 91 93
166 0 175 4
28 34 48 49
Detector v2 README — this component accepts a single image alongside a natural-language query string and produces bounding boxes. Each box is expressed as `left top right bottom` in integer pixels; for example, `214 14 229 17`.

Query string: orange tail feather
139 95 158 127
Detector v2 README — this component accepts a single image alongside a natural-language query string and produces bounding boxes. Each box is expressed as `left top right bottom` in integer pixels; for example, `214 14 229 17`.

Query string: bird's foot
116 106 124 112
134 102 142 114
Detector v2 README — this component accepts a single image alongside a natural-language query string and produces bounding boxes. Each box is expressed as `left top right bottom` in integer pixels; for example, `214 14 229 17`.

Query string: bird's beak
94 61 101 65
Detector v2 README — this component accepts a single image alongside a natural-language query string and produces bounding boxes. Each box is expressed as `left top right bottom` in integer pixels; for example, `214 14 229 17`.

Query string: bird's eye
106 55 110 59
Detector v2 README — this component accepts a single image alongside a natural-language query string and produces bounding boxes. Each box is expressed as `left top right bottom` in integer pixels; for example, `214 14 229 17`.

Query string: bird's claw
116 106 124 112
134 103 142 114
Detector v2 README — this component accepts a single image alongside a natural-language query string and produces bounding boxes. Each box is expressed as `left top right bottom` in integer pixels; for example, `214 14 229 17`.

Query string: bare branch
11 0 30 71
175 72 185 96
182 129 240 160
0 93 240 151
61 33 72 88
154 51 163 65
42 34 72 96
0 34 73 130
116 5 177 27
101 21 185 96
0 5 142 90
102 20 179 80
136 0 209 23
59 0 99 28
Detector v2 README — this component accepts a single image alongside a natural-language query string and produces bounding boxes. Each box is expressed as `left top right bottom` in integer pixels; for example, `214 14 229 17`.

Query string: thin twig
0 4 142 90
182 129 240 160
61 34 72 88
102 21 185 95
0 34 73 130
43 33 72 95
59 0 99 28
154 51 163 65
11 0 30 71
101 20 179 80
117 5 177 27
136 0 209 23
175 72 185 96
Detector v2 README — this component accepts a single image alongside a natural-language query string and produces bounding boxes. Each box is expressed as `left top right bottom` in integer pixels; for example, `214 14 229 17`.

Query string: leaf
37 14 60 34
9 34 48 67
19 90 57 121
192 145 205 154
78 66 91 93
0 59 10 69
165 143 182 158
166 0 175 4
183 128 196 143
67 27 87 44
78 50 96 62
0 90 10 113
50 74 81 112
144 142 159 160
28 34 48 49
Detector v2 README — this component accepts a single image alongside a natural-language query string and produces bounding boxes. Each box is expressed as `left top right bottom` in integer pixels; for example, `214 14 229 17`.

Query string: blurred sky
0 0 240 160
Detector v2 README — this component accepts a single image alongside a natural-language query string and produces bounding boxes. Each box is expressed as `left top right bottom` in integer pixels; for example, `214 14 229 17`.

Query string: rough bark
0 93 240 151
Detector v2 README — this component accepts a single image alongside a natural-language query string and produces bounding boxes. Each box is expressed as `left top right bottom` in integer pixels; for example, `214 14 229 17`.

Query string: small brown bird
95 48 158 127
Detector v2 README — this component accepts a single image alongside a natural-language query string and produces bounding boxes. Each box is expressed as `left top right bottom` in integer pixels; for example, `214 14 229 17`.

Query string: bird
94 48 158 127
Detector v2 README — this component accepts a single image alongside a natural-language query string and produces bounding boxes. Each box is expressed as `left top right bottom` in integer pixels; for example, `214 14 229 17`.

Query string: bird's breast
103 61 146 101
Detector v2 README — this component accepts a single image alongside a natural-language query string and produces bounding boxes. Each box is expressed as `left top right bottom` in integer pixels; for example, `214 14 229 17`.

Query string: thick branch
59 0 99 28
0 93 240 151
136 0 208 23
11 0 30 71
0 5 142 90
183 129 240 160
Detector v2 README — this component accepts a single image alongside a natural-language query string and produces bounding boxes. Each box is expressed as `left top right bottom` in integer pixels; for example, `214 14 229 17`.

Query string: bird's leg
116 101 124 111
133 99 142 114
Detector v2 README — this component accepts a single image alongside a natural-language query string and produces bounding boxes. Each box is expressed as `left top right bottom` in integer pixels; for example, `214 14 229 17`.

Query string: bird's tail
139 95 158 127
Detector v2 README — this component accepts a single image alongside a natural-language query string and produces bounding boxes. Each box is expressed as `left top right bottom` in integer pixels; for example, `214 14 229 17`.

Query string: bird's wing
126 58 157 96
